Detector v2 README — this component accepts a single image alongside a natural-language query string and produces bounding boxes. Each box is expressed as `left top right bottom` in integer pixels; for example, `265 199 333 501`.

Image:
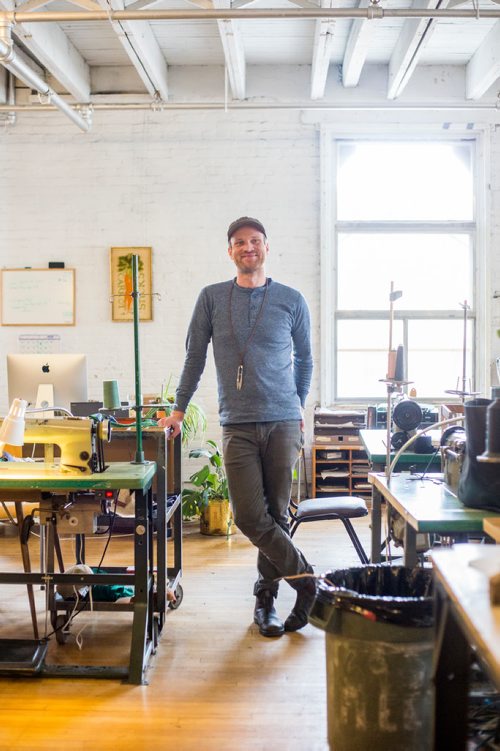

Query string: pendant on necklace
236 364 244 391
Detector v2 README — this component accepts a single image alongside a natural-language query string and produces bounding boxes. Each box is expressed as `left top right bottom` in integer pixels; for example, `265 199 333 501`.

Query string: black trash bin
309 565 434 751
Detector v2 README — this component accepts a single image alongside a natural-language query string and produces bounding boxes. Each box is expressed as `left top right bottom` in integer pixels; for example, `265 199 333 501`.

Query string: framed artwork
110 247 153 321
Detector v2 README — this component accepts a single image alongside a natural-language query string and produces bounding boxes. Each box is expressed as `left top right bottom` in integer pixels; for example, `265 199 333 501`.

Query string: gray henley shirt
174 278 313 425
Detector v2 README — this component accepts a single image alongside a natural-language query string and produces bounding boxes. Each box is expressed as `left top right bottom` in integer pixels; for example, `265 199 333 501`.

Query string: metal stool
289 496 369 564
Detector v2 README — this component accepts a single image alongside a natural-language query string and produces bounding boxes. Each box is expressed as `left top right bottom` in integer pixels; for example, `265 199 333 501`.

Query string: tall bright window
329 138 477 402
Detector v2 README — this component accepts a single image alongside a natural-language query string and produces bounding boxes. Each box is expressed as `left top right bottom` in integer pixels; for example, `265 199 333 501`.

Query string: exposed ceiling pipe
4 7 500 21
7 70 15 125
0 22 90 131
0 101 499 111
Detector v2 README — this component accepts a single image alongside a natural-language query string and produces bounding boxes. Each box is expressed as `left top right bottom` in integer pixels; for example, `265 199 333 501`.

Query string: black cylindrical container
458 397 500 510
485 386 500 458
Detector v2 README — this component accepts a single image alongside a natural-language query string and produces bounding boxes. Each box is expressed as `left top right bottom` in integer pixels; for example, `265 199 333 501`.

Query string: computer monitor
7 354 88 412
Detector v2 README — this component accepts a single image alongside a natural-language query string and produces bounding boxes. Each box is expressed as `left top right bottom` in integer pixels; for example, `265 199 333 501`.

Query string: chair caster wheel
168 584 183 610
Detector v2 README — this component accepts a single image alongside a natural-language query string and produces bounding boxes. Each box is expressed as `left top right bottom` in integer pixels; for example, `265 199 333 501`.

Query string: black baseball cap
227 216 267 242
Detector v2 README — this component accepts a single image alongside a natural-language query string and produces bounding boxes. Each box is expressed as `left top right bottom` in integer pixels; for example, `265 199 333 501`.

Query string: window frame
320 127 491 406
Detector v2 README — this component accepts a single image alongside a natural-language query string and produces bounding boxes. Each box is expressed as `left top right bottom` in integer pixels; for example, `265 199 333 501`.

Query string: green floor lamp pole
132 254 145 465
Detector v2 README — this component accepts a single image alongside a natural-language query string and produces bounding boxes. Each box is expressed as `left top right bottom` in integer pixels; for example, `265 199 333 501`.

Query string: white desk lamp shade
0 398 27 447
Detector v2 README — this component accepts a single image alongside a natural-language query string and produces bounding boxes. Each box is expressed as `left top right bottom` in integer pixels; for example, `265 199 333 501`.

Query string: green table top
0 461 156 491
369 471 500 533
360 429 441 466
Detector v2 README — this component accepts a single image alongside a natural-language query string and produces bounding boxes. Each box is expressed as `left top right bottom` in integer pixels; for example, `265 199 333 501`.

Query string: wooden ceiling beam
342 0 373 87
466 20 500 99
387 0 443 99
310 0 335 99
97 0 169 101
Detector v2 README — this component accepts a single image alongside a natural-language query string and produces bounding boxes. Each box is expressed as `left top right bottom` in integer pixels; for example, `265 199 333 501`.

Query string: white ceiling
0 0 500 128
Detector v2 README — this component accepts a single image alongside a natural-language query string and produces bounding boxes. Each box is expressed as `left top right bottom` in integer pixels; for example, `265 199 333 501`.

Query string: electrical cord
93 496 118 571
467 694 500 749
26 406 74 417
409 446 442 484
387 415 465 481
74 587 94 650
43 495 120 642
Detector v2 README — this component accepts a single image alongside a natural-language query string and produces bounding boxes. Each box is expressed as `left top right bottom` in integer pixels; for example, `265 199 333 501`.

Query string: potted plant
182 440 234 536
144 377 207 447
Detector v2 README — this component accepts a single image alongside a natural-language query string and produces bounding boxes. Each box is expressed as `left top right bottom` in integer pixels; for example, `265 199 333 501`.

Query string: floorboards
0 516 371 751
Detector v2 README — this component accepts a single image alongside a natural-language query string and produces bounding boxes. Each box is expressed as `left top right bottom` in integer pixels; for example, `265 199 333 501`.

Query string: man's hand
300 407 305 432
157 410 184 439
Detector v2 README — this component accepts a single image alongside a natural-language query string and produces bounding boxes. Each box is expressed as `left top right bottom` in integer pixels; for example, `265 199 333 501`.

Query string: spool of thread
103 380 121 410
387 350 397 379
394 345 405 382
56 563 93 599
366 406 376 429
391 431 409 450
393 399 422 432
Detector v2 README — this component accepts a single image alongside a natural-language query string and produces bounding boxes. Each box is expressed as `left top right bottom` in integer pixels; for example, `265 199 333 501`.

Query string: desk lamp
0 397 27 453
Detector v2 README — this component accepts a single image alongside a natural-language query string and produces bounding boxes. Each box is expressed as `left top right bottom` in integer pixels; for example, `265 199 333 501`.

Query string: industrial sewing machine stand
0 462 158 682
0 254 183 683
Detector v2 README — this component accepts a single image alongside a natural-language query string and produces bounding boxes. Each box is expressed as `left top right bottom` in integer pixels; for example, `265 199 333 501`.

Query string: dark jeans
222 421 311 597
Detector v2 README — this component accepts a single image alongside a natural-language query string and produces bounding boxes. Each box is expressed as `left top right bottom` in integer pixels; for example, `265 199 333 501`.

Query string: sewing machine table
0 461 158 684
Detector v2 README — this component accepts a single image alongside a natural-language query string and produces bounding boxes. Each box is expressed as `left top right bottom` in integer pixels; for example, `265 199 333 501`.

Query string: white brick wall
0 108 320 476
0 107 499 481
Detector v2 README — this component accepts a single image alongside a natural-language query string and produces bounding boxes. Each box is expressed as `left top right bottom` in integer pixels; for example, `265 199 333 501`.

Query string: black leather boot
284 577 317 632
253 591 284 637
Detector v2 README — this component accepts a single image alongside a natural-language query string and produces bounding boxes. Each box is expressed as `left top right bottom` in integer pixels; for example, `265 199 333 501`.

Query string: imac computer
7 354 88 413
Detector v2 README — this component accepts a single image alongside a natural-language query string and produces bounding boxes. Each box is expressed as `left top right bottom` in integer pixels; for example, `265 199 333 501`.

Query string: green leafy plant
182 440 229 519
144 376 207 446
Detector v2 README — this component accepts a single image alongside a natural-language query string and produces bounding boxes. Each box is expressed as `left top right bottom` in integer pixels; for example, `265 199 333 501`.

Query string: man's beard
235 255 264 273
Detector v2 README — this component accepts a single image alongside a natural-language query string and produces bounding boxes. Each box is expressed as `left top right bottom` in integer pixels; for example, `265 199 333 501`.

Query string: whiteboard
1 269 75 326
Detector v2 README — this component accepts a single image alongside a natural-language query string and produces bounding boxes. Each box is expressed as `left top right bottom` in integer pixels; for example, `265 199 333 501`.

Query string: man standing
159 217 315 637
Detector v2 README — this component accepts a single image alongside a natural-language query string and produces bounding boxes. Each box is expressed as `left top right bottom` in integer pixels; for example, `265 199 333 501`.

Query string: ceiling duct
0 22 90 131
4 6 500 21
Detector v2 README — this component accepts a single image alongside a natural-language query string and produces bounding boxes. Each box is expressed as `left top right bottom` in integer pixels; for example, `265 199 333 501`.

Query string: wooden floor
0 516 371 751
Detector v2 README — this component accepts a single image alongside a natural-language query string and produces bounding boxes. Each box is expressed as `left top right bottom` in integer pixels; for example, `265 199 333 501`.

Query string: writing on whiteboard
1 269 75 326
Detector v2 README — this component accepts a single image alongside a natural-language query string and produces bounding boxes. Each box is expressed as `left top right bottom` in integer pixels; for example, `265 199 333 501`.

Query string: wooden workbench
432 545 500 749
484 517 500 543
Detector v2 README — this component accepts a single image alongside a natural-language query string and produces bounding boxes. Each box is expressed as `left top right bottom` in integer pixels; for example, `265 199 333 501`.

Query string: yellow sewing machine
1 415 111 474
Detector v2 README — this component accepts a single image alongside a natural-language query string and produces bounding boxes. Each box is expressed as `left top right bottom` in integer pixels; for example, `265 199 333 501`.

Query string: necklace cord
229 279 269 389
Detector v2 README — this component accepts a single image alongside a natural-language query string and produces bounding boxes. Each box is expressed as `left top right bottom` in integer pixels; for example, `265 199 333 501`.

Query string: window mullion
330 137 477 403
336 311 474 320
336 221 475 234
